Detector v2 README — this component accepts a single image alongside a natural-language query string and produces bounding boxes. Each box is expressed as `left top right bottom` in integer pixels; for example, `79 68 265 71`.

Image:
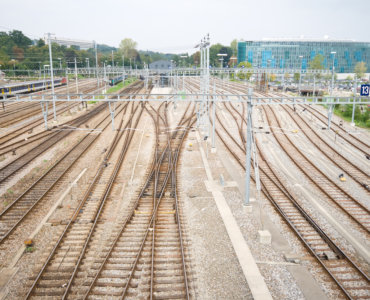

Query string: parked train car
108 75 127 86
0 77 67 98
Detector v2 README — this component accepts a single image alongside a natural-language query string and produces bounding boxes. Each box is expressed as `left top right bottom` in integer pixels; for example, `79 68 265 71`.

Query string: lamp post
58 58 62 70
298 55 303 95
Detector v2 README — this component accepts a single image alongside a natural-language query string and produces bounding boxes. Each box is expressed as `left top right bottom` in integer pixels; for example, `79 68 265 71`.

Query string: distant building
237 38 370 73
149 60 174 69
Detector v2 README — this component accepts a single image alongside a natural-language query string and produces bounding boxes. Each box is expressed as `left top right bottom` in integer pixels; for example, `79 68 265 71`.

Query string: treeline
0 30 237 70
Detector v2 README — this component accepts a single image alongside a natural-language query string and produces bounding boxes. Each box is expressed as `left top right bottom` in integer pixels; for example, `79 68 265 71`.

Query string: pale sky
2 0 369 53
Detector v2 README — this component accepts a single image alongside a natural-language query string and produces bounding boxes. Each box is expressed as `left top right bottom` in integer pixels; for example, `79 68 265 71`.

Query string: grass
68 74 85 80
333 104 370 128
88 77 137 103
25 246 35 253
322 103 370 128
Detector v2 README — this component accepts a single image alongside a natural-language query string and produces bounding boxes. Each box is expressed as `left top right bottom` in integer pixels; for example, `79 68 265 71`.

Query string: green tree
37 39 45 47
119 38 138 60
293 73 300 82
354 61 367 79
230 39 237 56
209 43 232 67
309 54 324 70
237 61 252 80
9 30 32 48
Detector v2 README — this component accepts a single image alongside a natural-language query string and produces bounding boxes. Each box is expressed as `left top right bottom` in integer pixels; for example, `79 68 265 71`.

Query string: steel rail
25 83 145 299
214 101 369 299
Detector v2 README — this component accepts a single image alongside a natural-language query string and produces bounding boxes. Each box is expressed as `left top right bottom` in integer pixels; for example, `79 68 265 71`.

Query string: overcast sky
2 0 369 53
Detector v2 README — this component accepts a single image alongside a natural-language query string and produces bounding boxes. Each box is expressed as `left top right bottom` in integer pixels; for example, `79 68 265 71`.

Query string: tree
37 39 45 47
230 39 237 56
354 61 367 79
119 38 138 60
293 73 300 82
209 43 232 67
309 54 324 70
12 46 24 61
192 51 200 66
9 30 32 48
237 61 252 80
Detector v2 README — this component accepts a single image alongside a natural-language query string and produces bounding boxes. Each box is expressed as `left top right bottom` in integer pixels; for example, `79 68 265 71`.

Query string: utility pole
122 55 126 86
74 57 79 94
328 51 336 130
86 58 90 77
212 81 216 150
47 33 56 121
245 88 253 206
94 41 100 87
351 75 357 125
112 50 114 68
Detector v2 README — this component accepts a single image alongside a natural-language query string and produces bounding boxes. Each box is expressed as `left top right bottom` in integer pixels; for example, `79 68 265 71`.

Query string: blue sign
361 84 370 96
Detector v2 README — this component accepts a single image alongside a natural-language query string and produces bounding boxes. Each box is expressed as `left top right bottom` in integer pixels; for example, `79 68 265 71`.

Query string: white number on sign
362 86 369 95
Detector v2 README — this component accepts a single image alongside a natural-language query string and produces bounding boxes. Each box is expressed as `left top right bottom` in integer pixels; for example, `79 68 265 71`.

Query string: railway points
0 43 369 300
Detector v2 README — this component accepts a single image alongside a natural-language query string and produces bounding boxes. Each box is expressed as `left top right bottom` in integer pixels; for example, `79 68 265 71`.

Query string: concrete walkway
196 132 273 300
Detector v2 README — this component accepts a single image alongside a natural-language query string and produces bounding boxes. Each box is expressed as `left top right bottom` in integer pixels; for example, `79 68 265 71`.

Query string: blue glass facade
237 40 370 73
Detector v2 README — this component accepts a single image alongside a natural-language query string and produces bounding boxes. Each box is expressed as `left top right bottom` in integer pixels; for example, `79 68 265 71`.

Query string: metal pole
74 57 79 94
66 68 69 95
47 33 56 121
94 41 100 87
313 75 316 97
352 76 357 125
328 53 335 130
245 88 253 206
87 58 90 78
104 62 107 93
112 50 114 68
212 81 216 149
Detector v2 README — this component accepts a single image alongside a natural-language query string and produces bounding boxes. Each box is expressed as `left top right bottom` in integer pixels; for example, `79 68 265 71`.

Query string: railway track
272 91 370 157
0 103 103 185
0 81 139 184
213 98 370 299
0 80 98 146
0 82 144 247
215 81 370 232
276 103 370 192
0 79 95 128
262 103 370 233
25 99 144 299
25 99 195 299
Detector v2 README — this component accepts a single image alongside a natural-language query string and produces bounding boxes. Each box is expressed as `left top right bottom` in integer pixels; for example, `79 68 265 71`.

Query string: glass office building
237 39 370 73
